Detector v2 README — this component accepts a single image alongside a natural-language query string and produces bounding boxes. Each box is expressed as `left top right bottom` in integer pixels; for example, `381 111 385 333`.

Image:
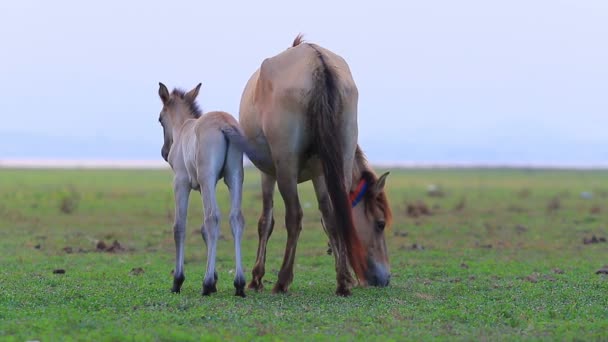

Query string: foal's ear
373 171 390 194
158 82 170 104
185 83 202 102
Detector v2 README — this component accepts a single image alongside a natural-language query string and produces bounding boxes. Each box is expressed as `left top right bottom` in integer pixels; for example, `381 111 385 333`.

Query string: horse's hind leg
224 148 246 297
172 178 191 293
199 177 220 296
273 166 303 294
249 173 276 291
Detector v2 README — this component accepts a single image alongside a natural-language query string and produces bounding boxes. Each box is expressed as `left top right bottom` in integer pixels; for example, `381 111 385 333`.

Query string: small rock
427 184 445 197
34 244 41 249
580 192 593 200
53 269 66 274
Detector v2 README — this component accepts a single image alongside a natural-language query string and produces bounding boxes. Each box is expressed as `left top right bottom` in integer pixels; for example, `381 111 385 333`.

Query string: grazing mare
157 82 246 297
223 35 393 296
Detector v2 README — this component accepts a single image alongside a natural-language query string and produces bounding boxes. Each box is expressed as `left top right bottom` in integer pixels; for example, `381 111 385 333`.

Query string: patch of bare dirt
583 235 607 245
475 242 493 249
553 268 565 274
406 201 432 218
524 273 539 283
547 197 561 212
515 224 528 234
517 188 531 198
460 263 469 269
453 198 466 212
96 240 128 253
595 266 608 274
590 206 601 215
130 267 145 276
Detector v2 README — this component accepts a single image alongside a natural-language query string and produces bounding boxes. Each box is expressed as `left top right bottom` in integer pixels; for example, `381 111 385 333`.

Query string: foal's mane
170 88 202 118
355 146 393 227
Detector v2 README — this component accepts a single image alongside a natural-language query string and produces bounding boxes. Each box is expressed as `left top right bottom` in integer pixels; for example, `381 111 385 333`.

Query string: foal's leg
199 176 221 296
249 173 276 291
224 148 246 297
172 177 191 293
312 175 354 296
273 167 303 294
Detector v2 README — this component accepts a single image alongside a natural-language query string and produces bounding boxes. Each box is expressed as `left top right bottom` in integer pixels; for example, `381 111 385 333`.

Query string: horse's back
179 112 239 185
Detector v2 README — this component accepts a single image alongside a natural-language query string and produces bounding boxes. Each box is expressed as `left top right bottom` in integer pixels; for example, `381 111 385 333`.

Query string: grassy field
1 167 607 341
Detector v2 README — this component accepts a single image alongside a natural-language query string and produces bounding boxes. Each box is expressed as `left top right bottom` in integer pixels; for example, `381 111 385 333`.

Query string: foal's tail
221 125 271 167
307 45 367 283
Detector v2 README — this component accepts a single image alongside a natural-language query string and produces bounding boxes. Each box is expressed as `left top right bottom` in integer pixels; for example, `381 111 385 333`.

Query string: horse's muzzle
366 260 391 287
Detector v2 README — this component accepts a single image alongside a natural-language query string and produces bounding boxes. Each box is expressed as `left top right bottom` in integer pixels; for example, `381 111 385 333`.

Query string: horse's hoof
247 279 264 291
171 274 185 293
235 288 246 297
335 286 352 297
272 283 289 294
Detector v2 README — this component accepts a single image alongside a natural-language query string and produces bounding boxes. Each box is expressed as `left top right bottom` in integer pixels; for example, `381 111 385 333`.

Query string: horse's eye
376 220 386 231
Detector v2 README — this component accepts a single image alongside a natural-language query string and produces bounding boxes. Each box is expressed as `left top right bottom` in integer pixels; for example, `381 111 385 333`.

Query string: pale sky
1 0 607 165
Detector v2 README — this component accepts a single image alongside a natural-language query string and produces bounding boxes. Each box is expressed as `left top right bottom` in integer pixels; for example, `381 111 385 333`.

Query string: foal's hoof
171 274 185 293
202 283 217 296
234 277 246 297
235 288 246 297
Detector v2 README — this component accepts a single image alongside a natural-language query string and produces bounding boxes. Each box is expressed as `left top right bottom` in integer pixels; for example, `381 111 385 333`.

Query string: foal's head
350 150 392 287
157 82 202 161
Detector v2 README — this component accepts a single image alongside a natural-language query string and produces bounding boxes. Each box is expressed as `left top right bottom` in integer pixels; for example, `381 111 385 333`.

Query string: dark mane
292 33 305 47
171 88 202 118
355 146 393 228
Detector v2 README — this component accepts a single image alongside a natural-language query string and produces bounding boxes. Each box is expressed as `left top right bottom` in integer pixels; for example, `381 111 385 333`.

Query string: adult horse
224 35 392 296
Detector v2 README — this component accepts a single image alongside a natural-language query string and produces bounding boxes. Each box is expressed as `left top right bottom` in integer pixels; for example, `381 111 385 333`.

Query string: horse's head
157 82 202 162
351 170 392 287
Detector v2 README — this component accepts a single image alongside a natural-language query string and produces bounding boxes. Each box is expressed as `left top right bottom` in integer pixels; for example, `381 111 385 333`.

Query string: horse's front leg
172 177 191 293
312 175 354 296
199 178 220 296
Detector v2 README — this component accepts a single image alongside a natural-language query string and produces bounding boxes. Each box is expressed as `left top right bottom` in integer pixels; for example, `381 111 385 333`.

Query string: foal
157 82 246 297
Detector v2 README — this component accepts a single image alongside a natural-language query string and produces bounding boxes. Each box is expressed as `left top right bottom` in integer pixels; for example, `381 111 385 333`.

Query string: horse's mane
292 33 305 47
170 88 202 118
355 146 393 228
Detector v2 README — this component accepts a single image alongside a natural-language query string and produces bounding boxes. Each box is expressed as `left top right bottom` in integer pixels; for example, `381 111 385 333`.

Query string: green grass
1 167 607 341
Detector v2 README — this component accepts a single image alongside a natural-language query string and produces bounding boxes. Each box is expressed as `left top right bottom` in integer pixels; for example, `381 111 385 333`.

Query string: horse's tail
221 124 271 167
306 45 367 282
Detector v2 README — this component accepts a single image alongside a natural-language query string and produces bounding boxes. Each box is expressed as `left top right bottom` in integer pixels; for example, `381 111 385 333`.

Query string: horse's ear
158 82 170 104
373 171 390 194
185 83 202 102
